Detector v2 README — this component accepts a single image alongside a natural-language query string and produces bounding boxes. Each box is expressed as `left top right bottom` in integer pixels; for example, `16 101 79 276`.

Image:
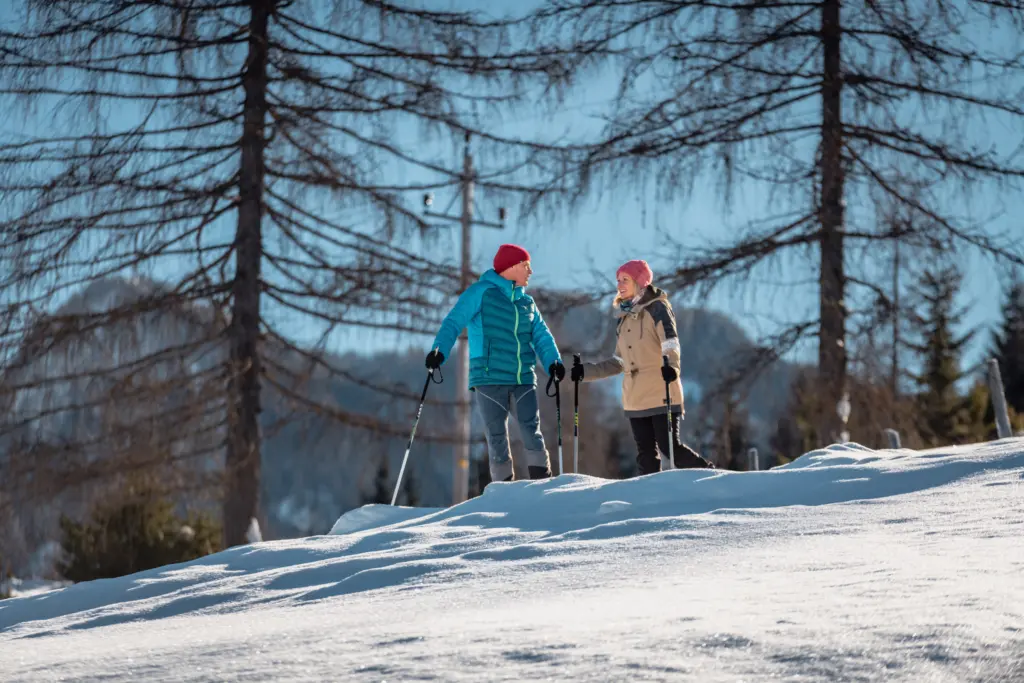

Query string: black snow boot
528 465 551 480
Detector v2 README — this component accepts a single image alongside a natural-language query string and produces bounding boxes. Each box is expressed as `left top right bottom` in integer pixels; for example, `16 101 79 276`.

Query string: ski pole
662 355 675 472
546 372 563 476
573 353 581 474
392 367 441 505
555 378 563 476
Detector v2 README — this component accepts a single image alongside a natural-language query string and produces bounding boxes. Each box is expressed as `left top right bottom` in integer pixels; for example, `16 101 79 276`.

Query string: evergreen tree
369 456 391 506
367 454 417 506
771 369 822 461
0 557 10 600
517 0 1024 444
716 394 753 470
58 489 221 583
0 0 534 548
400 467 419 508
769 415 800 468
907 267 976 446
991 277 1024 414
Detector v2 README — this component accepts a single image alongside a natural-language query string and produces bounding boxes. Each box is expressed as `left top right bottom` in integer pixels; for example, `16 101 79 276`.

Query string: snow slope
2 440 1023 682
4 578 71 599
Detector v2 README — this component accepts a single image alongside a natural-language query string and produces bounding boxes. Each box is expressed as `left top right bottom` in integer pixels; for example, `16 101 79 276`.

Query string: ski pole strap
419 368 440 401
545 373 559 398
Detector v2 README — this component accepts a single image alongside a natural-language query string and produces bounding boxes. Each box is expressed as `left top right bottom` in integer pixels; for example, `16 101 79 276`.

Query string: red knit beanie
493 244 530 275
616 259 653 289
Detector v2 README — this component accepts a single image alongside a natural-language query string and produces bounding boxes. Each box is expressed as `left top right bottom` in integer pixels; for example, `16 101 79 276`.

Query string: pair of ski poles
544 353 582 477
548 355 678 473
551 355 679 474
392 354 680 503
392 355 583 505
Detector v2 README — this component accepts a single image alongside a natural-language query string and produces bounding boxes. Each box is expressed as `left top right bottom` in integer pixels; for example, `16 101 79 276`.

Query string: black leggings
629 412 711 474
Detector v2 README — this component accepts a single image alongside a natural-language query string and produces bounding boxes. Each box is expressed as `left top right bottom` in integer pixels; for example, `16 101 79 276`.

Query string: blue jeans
473 385 549 482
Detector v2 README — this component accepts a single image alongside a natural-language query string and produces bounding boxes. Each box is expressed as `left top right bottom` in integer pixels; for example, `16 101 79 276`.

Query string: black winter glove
661 364 678 383
425 349 444 369
549 361 565 381
570 357 584 383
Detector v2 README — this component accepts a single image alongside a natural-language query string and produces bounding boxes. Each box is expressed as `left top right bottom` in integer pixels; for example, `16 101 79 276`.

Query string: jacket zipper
512 287 522 384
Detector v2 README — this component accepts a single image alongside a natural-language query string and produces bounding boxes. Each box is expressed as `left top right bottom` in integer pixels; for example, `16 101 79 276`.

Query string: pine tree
58 489 221 583
907 267 976 446
716 394 753 470
369 456 390 505
0 0 537 548
991 277 1024 414
769 415 800 468
771 369 822 461
400 468 419 508
0 557 11 600
366 454 417 506
517 0 1024 443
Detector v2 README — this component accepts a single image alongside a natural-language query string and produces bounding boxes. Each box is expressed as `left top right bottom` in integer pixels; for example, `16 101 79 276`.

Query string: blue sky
327 71 1015 380
361 0 1020 374
391 140 1011 372
1 0 1017 377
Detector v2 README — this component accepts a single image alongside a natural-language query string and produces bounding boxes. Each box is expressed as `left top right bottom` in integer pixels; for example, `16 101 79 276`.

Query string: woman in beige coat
570 260 714 474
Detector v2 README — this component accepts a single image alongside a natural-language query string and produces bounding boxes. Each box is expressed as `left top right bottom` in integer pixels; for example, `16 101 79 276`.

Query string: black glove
661 363 678 383
425 349 444 369
549 361 565 381
570 357 584 383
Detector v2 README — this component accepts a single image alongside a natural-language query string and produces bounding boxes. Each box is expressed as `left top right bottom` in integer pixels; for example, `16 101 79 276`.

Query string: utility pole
423 133 506 506
891 218 901 399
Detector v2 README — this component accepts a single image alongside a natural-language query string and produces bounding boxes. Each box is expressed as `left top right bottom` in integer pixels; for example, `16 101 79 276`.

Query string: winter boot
675 443 715 469
528 465 551 480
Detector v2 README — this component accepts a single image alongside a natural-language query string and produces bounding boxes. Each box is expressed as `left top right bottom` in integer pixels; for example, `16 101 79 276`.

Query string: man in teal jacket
426 244 565 483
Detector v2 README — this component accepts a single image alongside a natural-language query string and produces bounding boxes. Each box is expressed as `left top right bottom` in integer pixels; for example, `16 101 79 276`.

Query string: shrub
58 490 222 583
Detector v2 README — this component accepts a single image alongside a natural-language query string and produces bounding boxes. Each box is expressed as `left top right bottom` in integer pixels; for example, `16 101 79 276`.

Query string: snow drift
2 439 1023 682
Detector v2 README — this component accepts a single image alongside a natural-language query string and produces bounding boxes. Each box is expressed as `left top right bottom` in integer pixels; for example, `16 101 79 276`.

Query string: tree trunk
818 0 847 445
224 0 270 548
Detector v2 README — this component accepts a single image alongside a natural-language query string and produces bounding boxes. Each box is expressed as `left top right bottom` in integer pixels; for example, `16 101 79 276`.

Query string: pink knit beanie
616 259 653 289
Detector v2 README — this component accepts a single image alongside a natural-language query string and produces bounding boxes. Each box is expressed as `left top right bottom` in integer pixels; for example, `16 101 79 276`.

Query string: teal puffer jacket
432 269 561 388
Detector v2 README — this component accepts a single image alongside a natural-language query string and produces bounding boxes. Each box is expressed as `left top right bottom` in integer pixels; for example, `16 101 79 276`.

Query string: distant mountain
547 295 806 443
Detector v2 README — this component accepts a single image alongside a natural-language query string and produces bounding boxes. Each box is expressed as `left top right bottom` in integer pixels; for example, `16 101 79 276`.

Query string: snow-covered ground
2 440 1023 682
3 578 71 599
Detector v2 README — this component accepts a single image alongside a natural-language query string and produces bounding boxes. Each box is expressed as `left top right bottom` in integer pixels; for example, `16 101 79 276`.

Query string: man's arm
431 283 486 362
530 305 562 371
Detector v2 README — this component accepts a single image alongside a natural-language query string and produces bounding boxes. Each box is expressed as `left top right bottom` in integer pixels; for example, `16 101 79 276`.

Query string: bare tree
0 0 557 548
517 0 1024 443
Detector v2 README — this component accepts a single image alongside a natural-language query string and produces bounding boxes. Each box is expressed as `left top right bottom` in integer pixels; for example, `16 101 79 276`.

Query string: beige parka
582 286 684 417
